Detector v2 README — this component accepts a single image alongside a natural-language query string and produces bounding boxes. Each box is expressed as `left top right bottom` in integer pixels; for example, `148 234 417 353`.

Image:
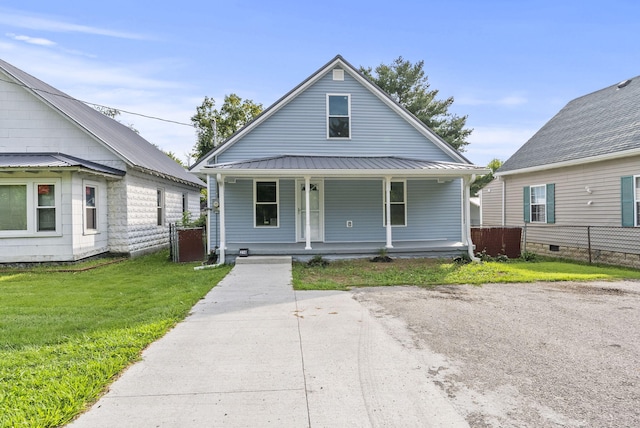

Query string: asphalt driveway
353 280 640 427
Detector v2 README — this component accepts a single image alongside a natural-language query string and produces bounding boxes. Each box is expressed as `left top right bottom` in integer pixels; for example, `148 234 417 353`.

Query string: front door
297 180 323 242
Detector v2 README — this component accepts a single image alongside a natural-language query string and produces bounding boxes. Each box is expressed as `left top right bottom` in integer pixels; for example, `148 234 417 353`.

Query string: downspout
216 173 226 265
465 174 481 262
501 177 506 226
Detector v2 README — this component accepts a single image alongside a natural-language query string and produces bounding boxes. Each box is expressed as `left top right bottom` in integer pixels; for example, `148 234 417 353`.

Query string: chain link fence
522 224 640 268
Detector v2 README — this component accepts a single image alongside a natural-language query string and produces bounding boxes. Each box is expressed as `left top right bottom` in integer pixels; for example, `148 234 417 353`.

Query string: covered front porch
221 239 468 263
203 155 489 264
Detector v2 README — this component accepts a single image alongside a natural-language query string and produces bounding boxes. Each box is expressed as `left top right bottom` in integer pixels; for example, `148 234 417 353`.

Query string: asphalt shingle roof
499 76 640 173
0 59 203 187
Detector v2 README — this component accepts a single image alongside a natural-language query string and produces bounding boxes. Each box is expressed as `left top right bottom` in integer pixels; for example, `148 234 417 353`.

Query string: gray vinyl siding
217 70 457 163
501 155 640 227
480 179 504 226
394 179 462 242
225 179 296 243
324 180 385 242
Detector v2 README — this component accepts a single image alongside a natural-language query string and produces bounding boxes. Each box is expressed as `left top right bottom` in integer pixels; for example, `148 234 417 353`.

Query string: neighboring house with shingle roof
190 55 488 262
0 58 204 263
481 75 640 228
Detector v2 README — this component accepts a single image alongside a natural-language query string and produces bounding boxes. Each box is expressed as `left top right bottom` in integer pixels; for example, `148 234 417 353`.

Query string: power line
0 76 194 127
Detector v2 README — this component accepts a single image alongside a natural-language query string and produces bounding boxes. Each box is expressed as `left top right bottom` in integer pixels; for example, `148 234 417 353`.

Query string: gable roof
190 55 470 173
0 152 126 177
498 76 640 175
0 58 203 188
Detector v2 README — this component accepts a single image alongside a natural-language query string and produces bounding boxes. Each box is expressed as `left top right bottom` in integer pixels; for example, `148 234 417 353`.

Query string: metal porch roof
206 155 488 176
0 153 126 176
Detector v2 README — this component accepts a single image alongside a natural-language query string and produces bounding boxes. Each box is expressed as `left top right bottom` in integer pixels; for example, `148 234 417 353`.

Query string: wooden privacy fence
471 227 522 258
169 224 206 262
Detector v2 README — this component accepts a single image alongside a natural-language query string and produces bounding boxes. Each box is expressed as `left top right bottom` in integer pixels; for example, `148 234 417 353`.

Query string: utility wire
0 76 194 127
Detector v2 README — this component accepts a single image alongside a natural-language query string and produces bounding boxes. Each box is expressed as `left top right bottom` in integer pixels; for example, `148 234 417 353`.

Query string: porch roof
205 155 489 177
0 153 126 177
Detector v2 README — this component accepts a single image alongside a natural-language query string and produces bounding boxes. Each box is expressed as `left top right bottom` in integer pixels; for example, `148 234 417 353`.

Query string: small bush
520 251 538 262
453 252 472 265
307 255 329 267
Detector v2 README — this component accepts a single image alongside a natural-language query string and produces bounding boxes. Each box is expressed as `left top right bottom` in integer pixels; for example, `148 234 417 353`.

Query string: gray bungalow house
190 55 488 262
0 59 204 263
481 75 640 263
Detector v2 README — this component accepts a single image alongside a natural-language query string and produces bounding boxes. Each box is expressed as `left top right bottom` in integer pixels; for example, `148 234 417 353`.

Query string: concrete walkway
69 256 467 427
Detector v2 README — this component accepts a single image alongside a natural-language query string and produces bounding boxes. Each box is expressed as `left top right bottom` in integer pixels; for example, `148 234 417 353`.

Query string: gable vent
617 79 632 89
333 69 344 81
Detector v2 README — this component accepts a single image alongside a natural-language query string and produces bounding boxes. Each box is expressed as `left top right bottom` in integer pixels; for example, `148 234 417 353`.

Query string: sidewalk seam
294 290 312 428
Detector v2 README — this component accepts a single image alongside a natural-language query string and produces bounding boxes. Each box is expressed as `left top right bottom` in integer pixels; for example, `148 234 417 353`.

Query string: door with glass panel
297 180 323 242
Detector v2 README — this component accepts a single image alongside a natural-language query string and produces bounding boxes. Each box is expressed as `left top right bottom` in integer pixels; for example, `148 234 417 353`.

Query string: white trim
217 174 226 263
253 179 280 228
82 180 99 235
385 177 393 248
203 167 488 178
634 175 640 227
496 148 640 177
0 178 62 237
382 179 407 227
156 188 165 227
529 184 547 223
326 93 351 139
295 178 324 244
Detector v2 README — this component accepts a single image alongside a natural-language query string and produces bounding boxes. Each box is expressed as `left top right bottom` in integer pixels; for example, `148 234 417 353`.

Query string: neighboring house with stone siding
480 75 640 263
0 59 204 263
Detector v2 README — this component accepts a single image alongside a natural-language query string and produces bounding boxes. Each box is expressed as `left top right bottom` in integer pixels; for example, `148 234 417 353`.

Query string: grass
0 251 231 428
292 257 640 290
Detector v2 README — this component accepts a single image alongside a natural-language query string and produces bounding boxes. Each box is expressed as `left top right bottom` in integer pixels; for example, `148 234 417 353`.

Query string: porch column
304 176 312 250
385 176 393 248
216 173 226 263
463 175 479 262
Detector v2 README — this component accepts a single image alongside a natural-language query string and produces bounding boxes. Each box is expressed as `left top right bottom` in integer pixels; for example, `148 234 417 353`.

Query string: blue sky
1 1 638 167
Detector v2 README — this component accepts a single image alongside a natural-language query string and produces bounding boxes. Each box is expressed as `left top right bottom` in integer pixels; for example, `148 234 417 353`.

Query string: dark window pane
256 204 278 226
37 208 56 231
0 185 27 230
390 204 405 226
38 185 55 207
329 117 350 138
256 182 277 202
86 208 97 230
531 204 546 222
390 182 404 202
329 95 349 115
86 186 96 207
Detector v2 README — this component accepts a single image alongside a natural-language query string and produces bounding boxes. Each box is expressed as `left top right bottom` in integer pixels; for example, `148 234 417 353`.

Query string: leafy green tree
360 57 472 151
191 94 263 160
94 105 139 134
471 158 502 195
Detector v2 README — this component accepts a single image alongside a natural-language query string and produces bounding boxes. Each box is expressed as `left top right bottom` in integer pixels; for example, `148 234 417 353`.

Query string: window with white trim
383 181 407 226
0 179 61 235
530 185 546 223
84 183 98 233
255 180 279 227
327 94 350 138
157 189 164 226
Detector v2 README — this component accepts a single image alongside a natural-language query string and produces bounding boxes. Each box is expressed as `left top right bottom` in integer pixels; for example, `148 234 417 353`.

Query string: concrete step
234 256 292 265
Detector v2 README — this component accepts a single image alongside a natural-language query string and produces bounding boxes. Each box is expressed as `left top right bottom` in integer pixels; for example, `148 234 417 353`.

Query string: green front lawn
292 257 640 290
0 252 231 428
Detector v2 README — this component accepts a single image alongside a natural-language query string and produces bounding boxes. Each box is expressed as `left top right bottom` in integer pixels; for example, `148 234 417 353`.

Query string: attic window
333 69 344 81
617 79 632 89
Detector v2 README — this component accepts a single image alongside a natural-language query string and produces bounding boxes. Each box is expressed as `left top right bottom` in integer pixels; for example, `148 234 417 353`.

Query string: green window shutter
523 186 530 223
621 176 634 227
546 183 555 224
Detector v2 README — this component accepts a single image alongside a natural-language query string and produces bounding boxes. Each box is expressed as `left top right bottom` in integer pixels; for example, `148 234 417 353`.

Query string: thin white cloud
6 32 56 46
457 94 528 107
465 126 536 166
0 9 148 40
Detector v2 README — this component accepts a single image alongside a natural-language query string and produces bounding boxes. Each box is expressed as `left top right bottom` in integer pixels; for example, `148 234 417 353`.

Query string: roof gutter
496 148 640 177
202 167 490 178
